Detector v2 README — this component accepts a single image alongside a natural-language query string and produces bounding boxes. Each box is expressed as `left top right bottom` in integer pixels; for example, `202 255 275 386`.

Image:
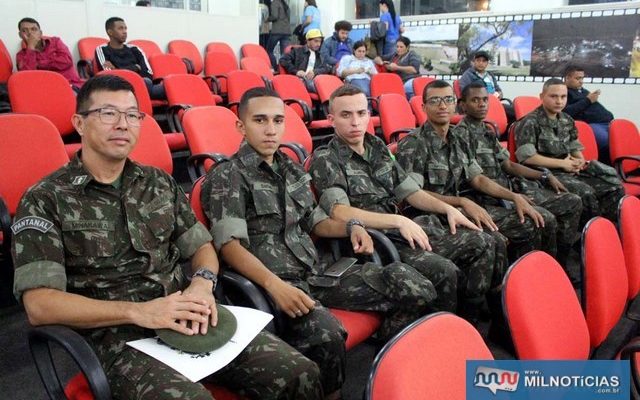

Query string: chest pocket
474 146 500 177
538 129 568 156
139 193 176 245
61 220 115 257
426 162 451 190
252 182 282 216
373 164 394 192
288 174 314 210
345 165 379 195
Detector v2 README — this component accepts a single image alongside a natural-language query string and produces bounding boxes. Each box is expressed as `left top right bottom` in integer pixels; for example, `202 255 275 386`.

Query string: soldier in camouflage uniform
457 82 583 266
396 80 547 264
514 78 624 224
201 89 437 392
11 75 323 400
309 84 503 322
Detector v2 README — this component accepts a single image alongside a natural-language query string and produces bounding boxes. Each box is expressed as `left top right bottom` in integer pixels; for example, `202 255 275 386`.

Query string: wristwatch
346 219 365 236
539 168 551 183
192 268 218 289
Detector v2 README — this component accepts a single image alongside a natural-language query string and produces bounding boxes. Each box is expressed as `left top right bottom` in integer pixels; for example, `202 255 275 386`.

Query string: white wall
0 0 258 62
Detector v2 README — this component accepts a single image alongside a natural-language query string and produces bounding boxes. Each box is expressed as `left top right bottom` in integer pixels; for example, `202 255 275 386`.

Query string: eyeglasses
425 96 456 106
78 107 145 126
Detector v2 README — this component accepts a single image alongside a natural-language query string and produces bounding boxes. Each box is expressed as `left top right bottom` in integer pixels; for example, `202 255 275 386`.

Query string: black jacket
564 87 614 124
279 46 332 75
95 44 153 80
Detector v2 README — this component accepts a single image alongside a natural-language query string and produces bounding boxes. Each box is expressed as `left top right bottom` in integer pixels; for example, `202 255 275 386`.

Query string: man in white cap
280 28 332 93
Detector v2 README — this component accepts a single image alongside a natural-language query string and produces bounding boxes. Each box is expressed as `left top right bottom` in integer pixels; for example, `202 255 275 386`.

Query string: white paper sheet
127 305 273 382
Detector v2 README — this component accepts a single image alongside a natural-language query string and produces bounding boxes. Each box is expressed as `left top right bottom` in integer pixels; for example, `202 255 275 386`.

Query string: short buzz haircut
76 75 136 113
423 79 452 102
329 84 365 112
105 16 124 32
237 87 282 119
334 20 352 32
564 65 584 77
460 81 486 102
18 17 40 30
542 77 565 92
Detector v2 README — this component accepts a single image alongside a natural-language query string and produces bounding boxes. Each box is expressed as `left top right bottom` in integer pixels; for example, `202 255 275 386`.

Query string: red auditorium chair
76 37 108 78
240 43 272 71
148 53 188 80
619 196 640 319
574 120 599 161
226 70 266 114
128 39 163 59
8 70 80 157
282 105 313 162
370 73 405 100
240 56 274 84
452 79 462 98
513 95 541 120
411 76 435 99
168 39 203 75
272 74 332 134
409 96 427 126
129 116 173 175
206 42 238 65
365 312 493 400
0 38 13 83
163 73 223 131
609 119 640 195
204 50 239 100
378 93 416 143
314 74 344 114
486 94 508 136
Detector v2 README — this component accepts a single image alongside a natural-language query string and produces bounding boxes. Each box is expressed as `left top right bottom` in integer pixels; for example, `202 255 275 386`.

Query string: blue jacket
320 32 354 66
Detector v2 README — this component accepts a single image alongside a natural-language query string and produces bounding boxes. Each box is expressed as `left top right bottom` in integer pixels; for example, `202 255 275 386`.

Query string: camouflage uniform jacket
12 154 212 365
309 134 422 217
201 142 329 283
514 106 584 164
395 123 483 196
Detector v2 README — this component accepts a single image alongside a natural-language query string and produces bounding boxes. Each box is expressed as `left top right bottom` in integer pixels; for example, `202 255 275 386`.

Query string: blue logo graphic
474 366 520 394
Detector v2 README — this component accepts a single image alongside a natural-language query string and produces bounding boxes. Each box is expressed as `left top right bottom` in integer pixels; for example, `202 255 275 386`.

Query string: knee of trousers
383 261 438 306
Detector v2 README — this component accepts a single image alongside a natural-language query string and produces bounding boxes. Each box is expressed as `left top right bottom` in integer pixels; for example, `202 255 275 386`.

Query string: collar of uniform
67 152 144 191
418 122 452 150
330 132 380 160
459 116 489 136
237 141 287 170
533 106 560 129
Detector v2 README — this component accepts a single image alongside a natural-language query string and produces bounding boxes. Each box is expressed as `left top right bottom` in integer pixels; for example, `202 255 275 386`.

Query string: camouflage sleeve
309 150 352 216
395 131 427 190
567 123 584 153
201 164 250 252
294 173 330 233
393 161 422 201
11 188 67 302
514 118 539 163
170 180 212 259
494 137 511 162
459 141 484 181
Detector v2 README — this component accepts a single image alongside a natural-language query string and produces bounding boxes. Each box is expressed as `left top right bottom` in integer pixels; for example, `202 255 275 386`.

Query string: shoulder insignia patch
11 216 54 235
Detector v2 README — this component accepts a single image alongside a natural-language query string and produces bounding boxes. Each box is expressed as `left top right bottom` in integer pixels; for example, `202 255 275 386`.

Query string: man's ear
72 114 85 137
235 119 246 136
327 113 335 127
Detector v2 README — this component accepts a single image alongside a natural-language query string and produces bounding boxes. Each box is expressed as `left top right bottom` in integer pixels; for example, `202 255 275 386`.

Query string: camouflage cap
156 305 237 354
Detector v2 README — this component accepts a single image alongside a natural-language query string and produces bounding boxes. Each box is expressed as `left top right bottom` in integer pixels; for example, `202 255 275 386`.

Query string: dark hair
564 65 584 77
352 40 367 53
380 0 398 29
76 75 136 113
18 17 40 30
238 87 282 119
543 77 565 92
423 79 451 101
135 0 151 5
306 0 317 7
334 20 352 32
105 17 124 32
396 36 410 48
329 84 365 112
460 81 486 101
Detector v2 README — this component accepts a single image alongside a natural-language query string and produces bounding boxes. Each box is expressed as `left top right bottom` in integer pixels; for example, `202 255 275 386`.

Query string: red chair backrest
164 74 218 108
581 217 629 348
370 73 405 99
314 74 344 105
619 196 640 300
190 176 209 228
272 74 313 121
204 51 239 95
148 53 188 80
412 76 435 100
507 123 518 162
513 96 541 120
226 70 266 113
8 70 76 136
575 120 599 161
168 39 203 75
0 114 69 216
609 119 640 174
409 96 427 126
379 93 416 143
366 312 493 400
503 251 591 360
78 37 108 73
0 38 14 83
240 57 274 80
283 105 313 155
129 39 163 59
240 43 272 69
452 79 462 98
206 42 238 64
97 69 153 116
182 106 243 171
486 94 508 135
129 117 173 175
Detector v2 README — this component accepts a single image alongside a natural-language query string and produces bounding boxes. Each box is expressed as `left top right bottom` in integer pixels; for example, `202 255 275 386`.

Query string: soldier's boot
486 289 515 355
458 296 487 327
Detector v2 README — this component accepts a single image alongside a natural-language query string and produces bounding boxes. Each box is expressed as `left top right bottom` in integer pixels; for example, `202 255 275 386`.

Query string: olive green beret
156 305 237 354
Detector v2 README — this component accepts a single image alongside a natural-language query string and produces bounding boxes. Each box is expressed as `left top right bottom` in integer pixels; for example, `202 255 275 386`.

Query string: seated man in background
515 78 624 224
202 88 438 398
95 16 165 99
12 75 323 400
280 28 332 93
16 17 84 91
457 82 583 268
320 20 354 71
563 65 614 164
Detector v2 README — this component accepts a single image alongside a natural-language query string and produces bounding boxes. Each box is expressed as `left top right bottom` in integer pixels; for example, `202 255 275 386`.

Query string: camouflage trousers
311 261 436 341
413 214 504 299
278 303 347 396
106 330 323 400
553 171 625 224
